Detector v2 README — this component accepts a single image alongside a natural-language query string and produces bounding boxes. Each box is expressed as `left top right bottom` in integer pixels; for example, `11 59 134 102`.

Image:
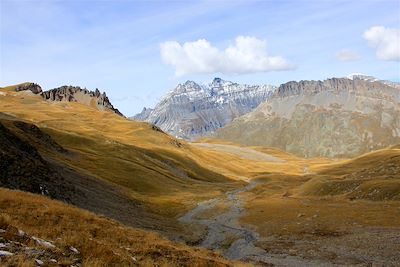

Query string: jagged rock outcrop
214 77 400 158
132 78 275 140
13 84 123 117
41 86 124 116
14 83 42 94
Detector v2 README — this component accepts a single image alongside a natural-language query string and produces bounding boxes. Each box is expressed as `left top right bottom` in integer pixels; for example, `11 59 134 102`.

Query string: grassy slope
0 89 239 225
240 146 400 238
0 188 235 267
302 147 400 200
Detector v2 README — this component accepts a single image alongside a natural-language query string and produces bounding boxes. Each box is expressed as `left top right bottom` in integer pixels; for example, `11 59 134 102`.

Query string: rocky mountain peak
132 79 275 140
41 86 124 117
175 81 202 94
12 84 123 117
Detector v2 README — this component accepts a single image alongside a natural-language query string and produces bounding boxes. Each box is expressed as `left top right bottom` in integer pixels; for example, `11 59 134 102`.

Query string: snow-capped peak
132 78 276 140
346 73 400 88
346 73 378 82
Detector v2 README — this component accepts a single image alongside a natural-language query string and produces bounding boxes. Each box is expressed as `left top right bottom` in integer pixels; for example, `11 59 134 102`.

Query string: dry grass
239 147 400 238
241 194 400 237
0 188 234 267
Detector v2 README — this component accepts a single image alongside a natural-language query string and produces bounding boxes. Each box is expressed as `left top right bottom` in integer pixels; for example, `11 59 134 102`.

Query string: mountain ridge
132 77 276 140
214 77 400 158
2 82 124 117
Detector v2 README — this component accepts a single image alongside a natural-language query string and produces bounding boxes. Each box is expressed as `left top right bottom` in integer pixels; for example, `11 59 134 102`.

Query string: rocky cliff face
132 78 275 140
15 85 123 117
214 77 400 158
42 86 124 116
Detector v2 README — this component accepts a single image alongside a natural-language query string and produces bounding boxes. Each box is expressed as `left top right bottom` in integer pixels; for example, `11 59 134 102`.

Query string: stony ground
0 225 82 266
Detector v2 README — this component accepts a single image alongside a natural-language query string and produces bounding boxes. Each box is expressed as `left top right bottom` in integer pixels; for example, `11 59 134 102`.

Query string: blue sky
1 0 399 116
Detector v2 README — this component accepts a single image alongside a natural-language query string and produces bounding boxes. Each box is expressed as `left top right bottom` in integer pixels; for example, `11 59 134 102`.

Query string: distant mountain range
214 76 400 158
132 78 275 139
133 74 400 158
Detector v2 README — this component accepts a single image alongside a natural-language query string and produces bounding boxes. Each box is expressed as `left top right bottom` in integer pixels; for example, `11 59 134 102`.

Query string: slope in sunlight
0 188 233 266
0 85 241 235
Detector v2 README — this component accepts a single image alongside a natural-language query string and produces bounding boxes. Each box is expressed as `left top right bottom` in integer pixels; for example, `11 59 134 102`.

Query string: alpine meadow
1 0 400 266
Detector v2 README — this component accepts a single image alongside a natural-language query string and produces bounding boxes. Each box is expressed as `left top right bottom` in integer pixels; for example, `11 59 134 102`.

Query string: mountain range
132 78 275 139
214 76 400 158
134 74 400 158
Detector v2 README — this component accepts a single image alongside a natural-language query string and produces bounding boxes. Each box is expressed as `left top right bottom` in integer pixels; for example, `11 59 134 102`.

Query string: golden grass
241 195 400 237
0 90 239 221
0 188 234 267
240 147 400 238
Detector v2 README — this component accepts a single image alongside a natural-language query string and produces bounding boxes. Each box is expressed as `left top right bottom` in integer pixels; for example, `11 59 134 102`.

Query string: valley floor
178 182 400 266
178 143 400 267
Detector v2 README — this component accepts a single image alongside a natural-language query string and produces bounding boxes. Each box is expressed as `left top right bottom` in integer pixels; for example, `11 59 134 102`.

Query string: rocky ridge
15 84 123 117
132 78 275 140
214 77 400 158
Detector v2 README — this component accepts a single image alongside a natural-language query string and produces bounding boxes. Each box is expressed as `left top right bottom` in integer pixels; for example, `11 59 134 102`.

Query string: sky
1 0 400 116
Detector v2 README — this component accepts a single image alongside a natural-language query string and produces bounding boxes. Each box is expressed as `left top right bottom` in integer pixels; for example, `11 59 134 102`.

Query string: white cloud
160 36 295 76
363 26 400 61
336 50 360 61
